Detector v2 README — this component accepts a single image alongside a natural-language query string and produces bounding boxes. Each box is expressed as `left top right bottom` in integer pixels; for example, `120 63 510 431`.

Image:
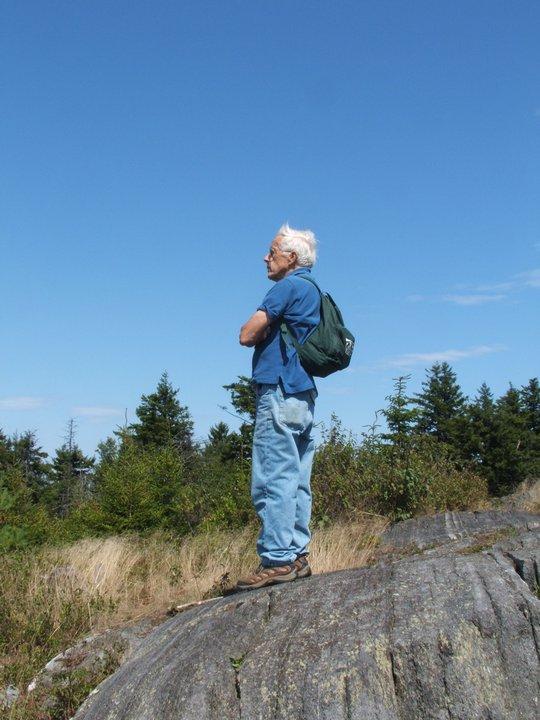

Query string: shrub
312 417 488 522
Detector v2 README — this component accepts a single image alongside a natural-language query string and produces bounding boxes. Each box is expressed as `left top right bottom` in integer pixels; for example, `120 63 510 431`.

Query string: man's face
264 235 297 282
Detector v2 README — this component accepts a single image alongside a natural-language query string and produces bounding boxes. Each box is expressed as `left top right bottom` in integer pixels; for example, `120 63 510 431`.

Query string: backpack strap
279 274 322 350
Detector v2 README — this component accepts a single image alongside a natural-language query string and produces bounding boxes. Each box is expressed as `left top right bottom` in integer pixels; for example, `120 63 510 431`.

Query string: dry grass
308 513 389 574
3 514 389 641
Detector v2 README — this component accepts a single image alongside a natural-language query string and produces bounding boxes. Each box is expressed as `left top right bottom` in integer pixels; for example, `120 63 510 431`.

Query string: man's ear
288 251 298 268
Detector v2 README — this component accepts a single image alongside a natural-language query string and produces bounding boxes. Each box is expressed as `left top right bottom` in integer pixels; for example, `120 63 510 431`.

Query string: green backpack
280 275 355 378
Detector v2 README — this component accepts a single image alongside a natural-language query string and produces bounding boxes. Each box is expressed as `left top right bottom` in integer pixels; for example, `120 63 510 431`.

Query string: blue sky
1 1 539 457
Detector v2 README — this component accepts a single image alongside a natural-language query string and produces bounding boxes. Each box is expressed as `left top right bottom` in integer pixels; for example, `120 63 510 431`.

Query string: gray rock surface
25 617 160 714
379 508 539 550
74 511 540 720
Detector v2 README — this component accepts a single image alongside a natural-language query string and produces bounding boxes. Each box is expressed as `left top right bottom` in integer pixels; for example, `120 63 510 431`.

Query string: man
236 223 320 591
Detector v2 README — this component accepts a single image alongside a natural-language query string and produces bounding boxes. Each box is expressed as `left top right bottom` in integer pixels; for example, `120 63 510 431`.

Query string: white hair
277 223 318 267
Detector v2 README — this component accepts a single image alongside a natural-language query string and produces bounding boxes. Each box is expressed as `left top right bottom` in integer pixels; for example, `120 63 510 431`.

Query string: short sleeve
257 279 294 321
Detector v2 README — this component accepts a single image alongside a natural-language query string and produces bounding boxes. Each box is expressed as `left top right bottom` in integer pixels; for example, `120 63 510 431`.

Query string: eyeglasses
267 247 292 258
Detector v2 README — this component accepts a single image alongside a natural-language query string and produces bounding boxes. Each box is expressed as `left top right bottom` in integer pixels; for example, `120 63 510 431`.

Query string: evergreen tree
205 422 234 460
96 436 119 466
48 420 94 517
520 378 540 480
488 385 528 495
0 472 30 550
476 383 495 413
129 372 194 452
381 376 419 447
461 383 499 489
221 376 256 456
0 429 12 471
10 430 50 502
521 378 540 433
413 362 466 445
92 443 187 533
205 421 251 463
222 376 256 422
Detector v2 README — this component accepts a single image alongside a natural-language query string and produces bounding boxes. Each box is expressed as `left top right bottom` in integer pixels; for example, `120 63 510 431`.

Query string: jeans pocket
279 394 313 433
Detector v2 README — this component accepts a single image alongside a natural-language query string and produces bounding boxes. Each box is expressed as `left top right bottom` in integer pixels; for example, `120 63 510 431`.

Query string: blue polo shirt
252 268 320 394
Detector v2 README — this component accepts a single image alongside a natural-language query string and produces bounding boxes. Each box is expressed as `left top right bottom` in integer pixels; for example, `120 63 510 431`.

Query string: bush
312 418 488 522
0 468 60 551
79 442 187 534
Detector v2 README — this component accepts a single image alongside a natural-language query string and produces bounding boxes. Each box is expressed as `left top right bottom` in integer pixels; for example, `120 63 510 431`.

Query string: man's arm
239 310 272 347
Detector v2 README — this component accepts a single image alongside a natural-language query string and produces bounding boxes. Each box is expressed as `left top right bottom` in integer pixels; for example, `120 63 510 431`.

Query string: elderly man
236 224 320 591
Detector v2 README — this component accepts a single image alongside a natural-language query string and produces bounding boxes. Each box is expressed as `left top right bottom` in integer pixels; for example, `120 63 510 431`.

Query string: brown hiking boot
293 554 312 579
235 562 297 591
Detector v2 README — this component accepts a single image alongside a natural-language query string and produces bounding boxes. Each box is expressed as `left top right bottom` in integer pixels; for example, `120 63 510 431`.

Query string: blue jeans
251 382 316 567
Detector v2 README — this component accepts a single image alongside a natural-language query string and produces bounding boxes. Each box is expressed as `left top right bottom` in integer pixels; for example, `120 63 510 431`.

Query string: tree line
1 366 538 550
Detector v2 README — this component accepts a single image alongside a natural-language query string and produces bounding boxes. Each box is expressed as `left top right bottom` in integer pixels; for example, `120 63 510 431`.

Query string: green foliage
41 658 122 720
220 375 256 454
414 362 466 444
311 415 361 522
223 375 256 422
1 368 537 553
0 428 12 470
82 441 187 533
128 371 194 452
204 421 253 465
312 414 488 522
382 375 419 446
0 468 58 551
47 423 95 518
9 430 50 502
460 380 540 496
521 378 540 432
193 459 254 531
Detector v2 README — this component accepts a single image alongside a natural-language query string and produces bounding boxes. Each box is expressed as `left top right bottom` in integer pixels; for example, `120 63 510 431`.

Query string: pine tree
205 421 248 463
10 430 50 502
129 372 194 452
96 436 119 467
0 429 12 471
520 378 540 480
222 376 256 422
222 376 257 458
414 362 466 445
488 385 528 495
476 383 495 413
461 383 498 487
93 443 186 533
382 376 419 447
521 378 540 433
48 420 94 517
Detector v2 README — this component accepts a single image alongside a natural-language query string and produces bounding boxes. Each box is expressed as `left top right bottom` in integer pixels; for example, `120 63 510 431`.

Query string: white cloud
412 267 540 305
385 345 505 368
473 268 540 293
516 268 540 288
443 294 505 306
0 396 46 410
472 281 515 293
73 406 122 418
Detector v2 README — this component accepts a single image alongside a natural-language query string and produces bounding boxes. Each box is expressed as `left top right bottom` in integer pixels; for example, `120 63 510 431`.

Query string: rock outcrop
74 510 540 720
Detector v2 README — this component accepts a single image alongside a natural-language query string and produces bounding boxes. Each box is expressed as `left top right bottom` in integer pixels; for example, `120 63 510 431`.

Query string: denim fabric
251 382 316 567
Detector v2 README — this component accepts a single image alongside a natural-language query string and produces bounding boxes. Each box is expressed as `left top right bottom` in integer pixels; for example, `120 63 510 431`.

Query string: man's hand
239 310 272 347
